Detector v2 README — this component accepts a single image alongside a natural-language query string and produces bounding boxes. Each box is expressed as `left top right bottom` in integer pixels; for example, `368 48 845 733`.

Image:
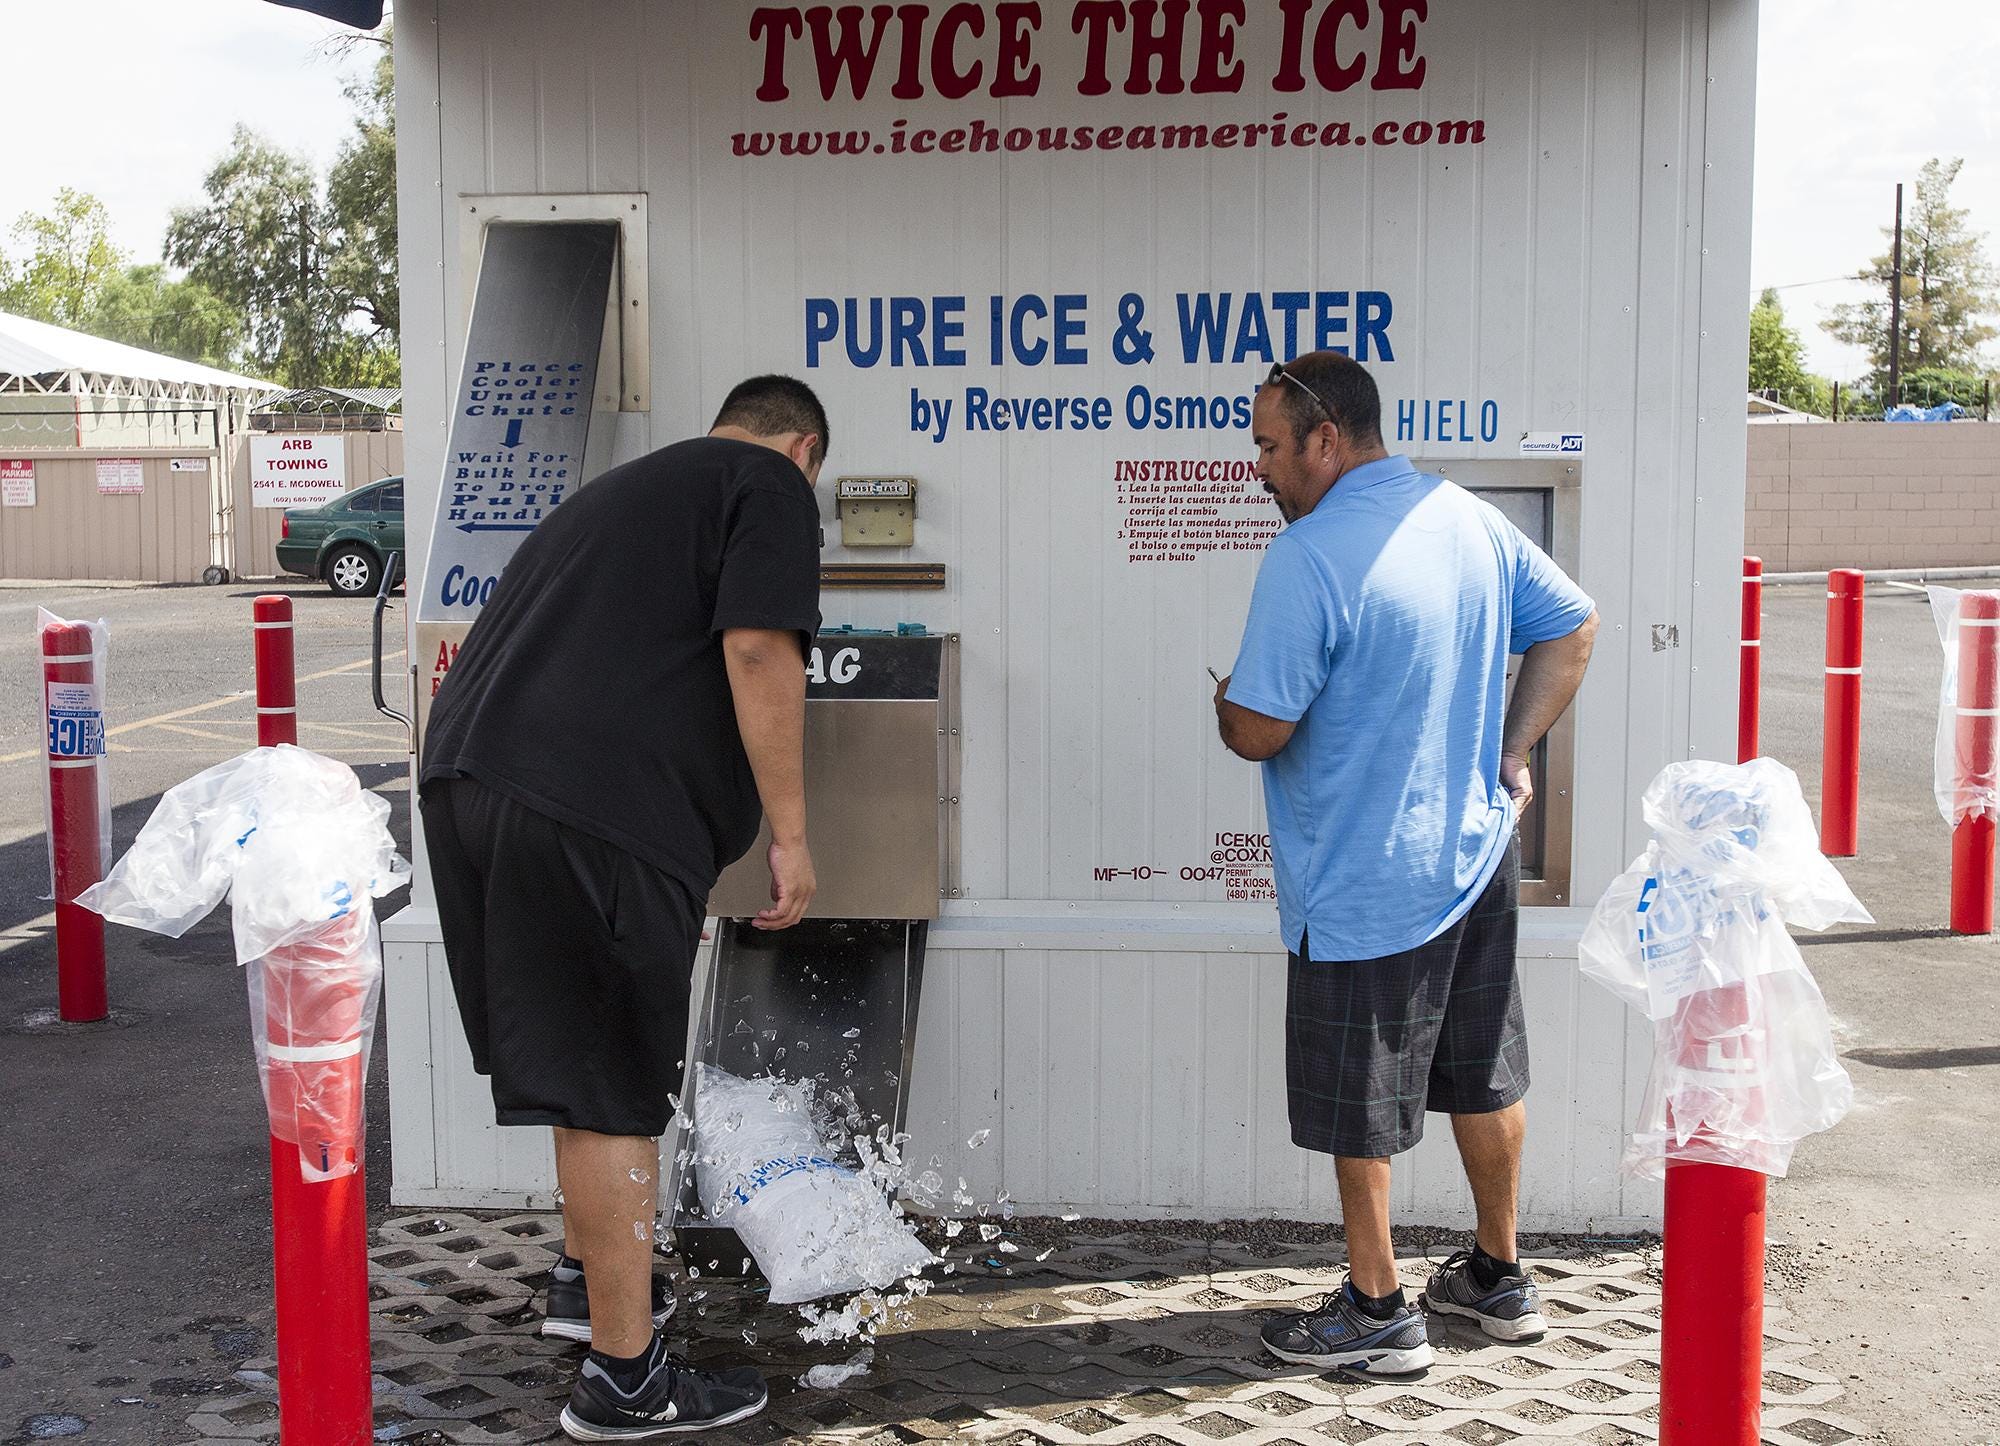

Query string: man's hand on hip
754 837 816 930
1499 751 1534 811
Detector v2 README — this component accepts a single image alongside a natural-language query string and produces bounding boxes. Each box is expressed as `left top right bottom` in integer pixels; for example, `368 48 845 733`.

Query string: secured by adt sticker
1520 431 1586 457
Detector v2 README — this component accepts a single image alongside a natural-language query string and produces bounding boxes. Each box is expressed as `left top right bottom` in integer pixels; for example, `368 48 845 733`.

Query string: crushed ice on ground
842 1027 861 1038
967 1128 991 1149
800 1348 876 1389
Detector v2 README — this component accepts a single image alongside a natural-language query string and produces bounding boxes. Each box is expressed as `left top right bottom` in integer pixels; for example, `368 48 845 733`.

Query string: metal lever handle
373 551 413 745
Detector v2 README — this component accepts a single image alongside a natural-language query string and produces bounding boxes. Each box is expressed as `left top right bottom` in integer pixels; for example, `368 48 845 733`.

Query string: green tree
326 30 398 356
1824 157 1999 394
1750 288 1810 392
1748 289 1834 414
1895 364 1996 412
165 126 351 385
87 264 244 371
0 189 125 328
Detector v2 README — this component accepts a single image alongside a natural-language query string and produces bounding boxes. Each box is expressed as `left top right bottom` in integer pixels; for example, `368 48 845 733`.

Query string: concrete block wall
1746 423 2000 572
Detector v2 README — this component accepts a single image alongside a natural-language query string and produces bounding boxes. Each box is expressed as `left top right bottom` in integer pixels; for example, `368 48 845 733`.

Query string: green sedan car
275 476 404 596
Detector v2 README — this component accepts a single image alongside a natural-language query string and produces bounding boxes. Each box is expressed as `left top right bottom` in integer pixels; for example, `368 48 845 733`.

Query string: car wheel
325 545 379 598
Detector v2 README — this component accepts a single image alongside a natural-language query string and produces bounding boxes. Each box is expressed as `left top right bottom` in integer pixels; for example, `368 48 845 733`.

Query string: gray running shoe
1421 1250 1548 1341
1259 1282 1434 1374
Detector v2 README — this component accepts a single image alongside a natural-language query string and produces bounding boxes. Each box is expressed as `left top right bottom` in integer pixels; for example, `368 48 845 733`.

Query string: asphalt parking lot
0 578 411 1446
0 572 1995 1444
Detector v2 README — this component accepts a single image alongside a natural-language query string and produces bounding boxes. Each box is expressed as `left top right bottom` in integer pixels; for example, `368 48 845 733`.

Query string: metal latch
836 476 917 547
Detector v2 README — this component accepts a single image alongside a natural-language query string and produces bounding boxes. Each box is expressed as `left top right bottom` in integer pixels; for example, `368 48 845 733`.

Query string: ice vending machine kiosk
674 631 959 1266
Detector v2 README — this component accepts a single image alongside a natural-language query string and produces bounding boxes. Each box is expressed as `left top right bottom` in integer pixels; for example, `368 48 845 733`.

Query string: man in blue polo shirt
1216 352 1597 1375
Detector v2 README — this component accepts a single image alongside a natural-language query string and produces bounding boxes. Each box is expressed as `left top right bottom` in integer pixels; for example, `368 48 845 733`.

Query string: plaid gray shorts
1285 842 1529 1158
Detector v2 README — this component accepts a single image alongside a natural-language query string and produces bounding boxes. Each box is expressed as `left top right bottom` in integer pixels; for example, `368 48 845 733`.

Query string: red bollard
263 913 375 1444
1950 593 2000 934
42 620 107 1023
1739 557 1763 763
254 595 298 747
253 593 372 1442
1661 1160 1768 1445
1660 979 1769 1444
1820 569 1864 857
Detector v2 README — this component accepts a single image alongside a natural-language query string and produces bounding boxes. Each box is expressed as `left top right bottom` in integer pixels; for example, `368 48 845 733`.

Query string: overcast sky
1 0 1995 382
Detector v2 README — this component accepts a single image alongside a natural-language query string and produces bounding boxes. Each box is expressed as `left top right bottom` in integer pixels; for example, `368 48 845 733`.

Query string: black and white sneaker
560 1336 769 1440
543 1259 678 1344
1421 1249 1548 1341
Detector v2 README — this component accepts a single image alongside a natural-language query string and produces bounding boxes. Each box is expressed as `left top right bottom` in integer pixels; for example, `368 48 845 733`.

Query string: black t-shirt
420 437 821 892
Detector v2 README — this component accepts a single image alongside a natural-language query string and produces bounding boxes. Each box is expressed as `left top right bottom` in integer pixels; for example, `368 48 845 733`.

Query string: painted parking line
0 911 55 959
300 720 408 744
0 652 405 765
154 722 251 745
105 745 408 763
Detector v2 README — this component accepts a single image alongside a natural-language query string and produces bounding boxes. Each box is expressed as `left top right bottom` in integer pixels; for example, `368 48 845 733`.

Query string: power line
1755 275 1873 292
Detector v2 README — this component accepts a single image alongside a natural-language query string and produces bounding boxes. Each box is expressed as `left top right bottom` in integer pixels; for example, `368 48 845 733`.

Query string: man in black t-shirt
419 375 828 1438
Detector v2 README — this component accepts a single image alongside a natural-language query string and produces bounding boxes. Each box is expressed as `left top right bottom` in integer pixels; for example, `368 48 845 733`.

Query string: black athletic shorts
1285 841 1529 1159
420 774 703 1138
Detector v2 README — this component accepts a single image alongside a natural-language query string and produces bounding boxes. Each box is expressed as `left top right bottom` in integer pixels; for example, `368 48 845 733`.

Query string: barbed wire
1750 380 1995 419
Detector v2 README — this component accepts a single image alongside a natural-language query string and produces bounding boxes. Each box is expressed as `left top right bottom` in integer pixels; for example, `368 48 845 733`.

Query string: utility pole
1888 183 1905 407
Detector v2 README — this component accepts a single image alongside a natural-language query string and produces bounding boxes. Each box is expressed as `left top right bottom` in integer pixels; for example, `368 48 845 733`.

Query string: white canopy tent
0 309 276 403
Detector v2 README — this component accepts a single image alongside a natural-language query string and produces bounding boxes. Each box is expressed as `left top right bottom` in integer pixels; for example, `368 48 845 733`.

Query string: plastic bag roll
79 746 409 1180
1927 587 2000 827
1579 758 1866 1179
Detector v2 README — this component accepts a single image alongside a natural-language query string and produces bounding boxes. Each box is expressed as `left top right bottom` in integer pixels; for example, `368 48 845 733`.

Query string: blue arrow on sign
503 418 524 447
456 521 537 533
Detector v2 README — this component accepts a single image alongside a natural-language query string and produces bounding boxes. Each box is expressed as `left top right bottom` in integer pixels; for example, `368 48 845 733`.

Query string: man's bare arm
1499 612 1599 809
1214 674 1298 762
722 627 816 928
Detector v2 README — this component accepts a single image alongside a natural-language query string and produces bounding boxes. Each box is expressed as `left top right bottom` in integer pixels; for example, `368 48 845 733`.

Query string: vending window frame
1418 455 1583 909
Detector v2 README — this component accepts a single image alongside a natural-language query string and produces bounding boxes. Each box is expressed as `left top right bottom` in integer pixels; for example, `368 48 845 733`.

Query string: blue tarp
1885 402 1971 422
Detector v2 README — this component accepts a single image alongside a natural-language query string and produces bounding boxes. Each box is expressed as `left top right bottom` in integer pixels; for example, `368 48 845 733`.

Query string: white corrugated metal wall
386 0 1755 1229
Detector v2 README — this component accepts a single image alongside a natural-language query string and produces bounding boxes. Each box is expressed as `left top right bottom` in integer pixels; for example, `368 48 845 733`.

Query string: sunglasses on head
1265 363 1337 427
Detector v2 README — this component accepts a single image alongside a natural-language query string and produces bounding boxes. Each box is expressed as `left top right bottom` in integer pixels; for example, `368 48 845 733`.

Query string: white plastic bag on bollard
78 746 410 1179
691 1064 933 1305
1925 586 2000 826
1578 758 1867 1178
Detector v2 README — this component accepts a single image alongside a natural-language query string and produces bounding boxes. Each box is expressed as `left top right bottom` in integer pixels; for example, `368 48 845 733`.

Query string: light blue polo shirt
1227 455 1594 961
